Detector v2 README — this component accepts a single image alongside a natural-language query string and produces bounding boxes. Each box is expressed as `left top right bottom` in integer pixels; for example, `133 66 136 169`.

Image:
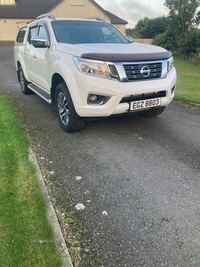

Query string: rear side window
16 27 27 43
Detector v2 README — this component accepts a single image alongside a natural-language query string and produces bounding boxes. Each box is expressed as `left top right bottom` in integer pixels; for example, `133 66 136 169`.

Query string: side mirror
127 37 134 43
31 36 50 48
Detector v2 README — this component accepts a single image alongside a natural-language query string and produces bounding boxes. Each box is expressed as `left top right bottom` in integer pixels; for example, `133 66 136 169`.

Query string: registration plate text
130 98 161 111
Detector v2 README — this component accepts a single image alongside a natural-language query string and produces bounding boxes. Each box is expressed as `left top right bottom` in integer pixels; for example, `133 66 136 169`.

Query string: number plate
130 98 161 111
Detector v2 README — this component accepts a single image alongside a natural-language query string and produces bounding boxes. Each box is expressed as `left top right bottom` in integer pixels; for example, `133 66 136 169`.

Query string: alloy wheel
19 70 25 91
57 92 69 125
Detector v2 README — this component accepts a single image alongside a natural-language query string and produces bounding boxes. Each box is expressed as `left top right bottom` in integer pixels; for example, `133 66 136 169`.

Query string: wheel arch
16 60 30 83
17 61 21 82
51 73 65 105
54 81 85 132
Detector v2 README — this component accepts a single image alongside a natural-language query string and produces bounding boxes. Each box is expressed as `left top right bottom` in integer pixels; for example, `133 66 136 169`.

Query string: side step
27 84 51 104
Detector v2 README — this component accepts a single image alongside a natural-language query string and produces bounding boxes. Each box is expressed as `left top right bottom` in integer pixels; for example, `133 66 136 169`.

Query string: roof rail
85 16 105 22
27 20 35 25
36 13 56 20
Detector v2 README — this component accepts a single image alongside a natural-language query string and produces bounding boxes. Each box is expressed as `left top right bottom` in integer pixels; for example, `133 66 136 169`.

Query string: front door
25 23 50 93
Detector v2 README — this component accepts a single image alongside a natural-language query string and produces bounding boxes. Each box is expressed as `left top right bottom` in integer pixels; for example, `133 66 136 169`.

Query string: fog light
90 95 98 102
87 94 111 105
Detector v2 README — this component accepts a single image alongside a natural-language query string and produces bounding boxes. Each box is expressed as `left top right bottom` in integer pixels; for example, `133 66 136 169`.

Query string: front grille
120 91 166 103
123 62 162 81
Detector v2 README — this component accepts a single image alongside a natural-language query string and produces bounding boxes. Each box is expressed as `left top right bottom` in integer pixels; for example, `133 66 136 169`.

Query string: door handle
33 54 37 58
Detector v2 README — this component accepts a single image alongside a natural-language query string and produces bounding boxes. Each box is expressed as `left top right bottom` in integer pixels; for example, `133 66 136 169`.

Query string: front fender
16 53 31 83
50 53 82 110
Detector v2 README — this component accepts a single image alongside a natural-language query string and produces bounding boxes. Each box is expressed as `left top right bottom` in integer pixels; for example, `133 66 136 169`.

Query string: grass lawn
0 97 62 267
174 56 200 104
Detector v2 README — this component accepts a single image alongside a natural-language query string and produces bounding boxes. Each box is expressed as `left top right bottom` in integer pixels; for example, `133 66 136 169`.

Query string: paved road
1 46 200 267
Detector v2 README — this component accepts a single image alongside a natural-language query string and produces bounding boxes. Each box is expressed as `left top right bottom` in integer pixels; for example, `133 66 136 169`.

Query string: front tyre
18 66 32 94
141 106 166 117
55 82 85 132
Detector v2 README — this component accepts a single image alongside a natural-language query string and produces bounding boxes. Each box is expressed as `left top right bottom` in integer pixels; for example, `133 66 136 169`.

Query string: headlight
167 56 174 73
73 56 110 79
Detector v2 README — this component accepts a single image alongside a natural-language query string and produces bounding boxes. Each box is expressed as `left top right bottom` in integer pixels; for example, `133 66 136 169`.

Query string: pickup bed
14 13 176 132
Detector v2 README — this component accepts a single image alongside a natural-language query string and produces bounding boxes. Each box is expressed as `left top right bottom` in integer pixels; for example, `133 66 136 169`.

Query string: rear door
14 26 27 68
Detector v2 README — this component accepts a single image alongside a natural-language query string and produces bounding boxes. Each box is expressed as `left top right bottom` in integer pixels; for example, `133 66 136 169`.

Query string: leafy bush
148 17 166 39
126 28 140 39
153 32 176 51
178 29 200 55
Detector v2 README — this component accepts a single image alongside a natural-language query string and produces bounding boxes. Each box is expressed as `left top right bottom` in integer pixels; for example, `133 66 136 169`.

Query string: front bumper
70 67 176 117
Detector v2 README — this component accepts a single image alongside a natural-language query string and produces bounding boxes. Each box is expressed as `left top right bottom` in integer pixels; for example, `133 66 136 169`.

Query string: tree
148 17 166 39
126 28 140 39
134 16 167 39
135 19 144 31
143 17 149 28
153 31 177 51
139 27 151 38
178 28 200 55
133 1 200 55
135 17 151 38
164 0 200 52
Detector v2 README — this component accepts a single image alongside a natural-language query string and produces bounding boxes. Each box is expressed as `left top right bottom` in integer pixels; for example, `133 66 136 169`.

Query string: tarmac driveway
1 46 200 267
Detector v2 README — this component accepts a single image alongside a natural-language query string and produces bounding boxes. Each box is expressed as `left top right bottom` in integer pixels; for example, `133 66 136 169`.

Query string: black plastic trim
120 91 166 103
81 52 171 62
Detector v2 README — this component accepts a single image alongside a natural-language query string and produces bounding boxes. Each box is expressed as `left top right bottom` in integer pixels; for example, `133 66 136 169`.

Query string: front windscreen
51 20 129 44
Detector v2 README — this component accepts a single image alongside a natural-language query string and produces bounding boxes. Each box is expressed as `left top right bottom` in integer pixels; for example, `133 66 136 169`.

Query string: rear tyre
55 82 85 132
141 106 166 117
18 66 32 94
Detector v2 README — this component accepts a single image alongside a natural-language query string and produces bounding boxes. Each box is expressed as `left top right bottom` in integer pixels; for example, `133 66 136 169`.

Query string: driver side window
38 25 49 40
28 26 38 44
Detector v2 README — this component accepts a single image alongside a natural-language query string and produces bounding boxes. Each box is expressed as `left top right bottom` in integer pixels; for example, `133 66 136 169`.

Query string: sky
94 0 170 28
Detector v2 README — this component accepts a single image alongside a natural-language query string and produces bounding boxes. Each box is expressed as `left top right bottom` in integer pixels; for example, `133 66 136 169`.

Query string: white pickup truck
14 13 176 132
